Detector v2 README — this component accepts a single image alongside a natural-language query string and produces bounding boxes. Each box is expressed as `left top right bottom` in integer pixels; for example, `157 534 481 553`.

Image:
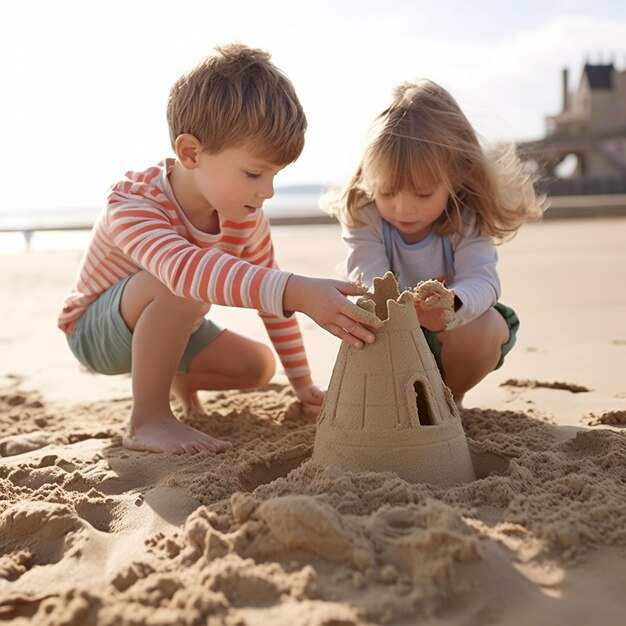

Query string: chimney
562 67 569 112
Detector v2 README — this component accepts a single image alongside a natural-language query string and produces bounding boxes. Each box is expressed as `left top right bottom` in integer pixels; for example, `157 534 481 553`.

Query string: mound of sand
2 382 626 625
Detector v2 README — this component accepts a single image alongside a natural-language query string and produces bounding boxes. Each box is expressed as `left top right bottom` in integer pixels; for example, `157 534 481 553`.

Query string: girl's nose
396 197 416 216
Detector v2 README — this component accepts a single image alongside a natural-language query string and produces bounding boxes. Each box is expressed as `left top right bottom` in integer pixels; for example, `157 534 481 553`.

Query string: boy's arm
261 274 381 409
250 207 382 348
282 274 381 348
258 312 325 407
107 200 291 317
251 214 380 406
109 198 381 400
258 312 309 379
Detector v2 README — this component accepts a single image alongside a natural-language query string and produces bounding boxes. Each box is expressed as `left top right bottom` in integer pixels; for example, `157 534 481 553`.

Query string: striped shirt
58 159 310 379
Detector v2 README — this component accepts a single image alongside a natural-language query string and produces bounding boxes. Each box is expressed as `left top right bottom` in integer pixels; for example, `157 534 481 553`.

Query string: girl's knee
441 313 506 362
457 309 508 346
485 307 510 344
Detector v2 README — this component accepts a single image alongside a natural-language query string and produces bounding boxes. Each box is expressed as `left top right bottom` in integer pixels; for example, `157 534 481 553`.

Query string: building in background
519 63 626 195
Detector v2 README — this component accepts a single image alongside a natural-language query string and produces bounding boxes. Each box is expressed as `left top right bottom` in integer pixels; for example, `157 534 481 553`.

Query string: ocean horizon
3 185 626 254
0 184 332 254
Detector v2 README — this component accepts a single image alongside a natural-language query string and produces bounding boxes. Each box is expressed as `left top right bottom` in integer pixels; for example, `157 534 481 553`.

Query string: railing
536 177 626 195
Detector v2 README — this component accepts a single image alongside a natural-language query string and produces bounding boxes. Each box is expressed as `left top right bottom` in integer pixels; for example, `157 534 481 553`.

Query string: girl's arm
448 229 501 329
341 204 391 286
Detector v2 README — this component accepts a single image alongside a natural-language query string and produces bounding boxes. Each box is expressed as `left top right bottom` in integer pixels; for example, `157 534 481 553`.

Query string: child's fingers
420 295 439 310
299 388 325 406
341 298 383 327
335 313 377 346
302 403 321 418
333 279 368 296
326 322 366 349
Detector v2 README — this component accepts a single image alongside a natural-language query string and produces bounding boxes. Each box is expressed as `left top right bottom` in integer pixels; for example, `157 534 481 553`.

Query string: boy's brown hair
167 43 306 165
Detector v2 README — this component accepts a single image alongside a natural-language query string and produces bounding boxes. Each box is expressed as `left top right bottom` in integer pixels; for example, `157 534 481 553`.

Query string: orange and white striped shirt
58 159 310 379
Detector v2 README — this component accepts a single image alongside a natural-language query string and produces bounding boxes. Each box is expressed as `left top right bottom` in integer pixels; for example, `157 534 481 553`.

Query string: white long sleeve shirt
342 202 501 329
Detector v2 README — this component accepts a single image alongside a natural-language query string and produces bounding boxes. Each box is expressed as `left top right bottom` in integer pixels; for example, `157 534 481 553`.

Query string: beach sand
1 218 625 625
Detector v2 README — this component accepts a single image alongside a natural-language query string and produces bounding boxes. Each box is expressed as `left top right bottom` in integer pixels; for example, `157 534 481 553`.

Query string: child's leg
171 330 276 415
438 308 510 398
119 270 232 454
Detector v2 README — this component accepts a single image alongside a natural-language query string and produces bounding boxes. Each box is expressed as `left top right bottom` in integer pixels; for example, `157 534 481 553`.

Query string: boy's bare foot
174 390 207 418
123 414 232 454
170 380 209 417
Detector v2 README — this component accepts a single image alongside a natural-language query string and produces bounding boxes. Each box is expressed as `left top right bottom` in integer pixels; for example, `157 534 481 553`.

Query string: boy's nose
257 180 275 200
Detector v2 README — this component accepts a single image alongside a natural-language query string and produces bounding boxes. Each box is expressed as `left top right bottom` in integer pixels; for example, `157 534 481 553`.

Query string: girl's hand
413 280 455 333
283 275 383 349
414 301 451 333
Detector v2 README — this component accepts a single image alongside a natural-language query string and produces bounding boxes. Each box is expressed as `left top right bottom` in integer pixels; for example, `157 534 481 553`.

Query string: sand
1 219 626 625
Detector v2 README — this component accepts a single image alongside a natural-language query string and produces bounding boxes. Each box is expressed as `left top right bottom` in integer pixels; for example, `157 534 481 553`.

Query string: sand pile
1 380 626 626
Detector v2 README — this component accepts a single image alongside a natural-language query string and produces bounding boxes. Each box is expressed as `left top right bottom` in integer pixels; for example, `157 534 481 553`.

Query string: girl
328 80 546 406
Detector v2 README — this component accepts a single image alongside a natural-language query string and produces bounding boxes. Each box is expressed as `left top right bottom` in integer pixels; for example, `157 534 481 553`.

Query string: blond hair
329 80 546 242
167 43 306 165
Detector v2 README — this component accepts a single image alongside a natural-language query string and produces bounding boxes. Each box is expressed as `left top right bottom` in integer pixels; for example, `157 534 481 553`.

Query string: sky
1 0 626 214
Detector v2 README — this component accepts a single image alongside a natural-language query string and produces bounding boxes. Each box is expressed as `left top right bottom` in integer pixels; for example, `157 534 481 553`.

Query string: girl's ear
175 134 203 169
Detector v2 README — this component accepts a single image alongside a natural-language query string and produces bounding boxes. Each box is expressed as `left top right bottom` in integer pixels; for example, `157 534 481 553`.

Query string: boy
58 44 381 455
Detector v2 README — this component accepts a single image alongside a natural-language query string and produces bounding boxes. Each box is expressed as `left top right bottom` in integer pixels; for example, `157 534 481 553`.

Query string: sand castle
312 272 475 486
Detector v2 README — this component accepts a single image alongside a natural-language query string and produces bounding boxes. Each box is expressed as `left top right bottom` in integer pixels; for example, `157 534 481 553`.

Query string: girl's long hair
326 81 546 242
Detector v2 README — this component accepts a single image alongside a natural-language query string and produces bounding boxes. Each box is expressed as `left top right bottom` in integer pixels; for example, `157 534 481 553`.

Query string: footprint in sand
0 501 82 567
0 431 53 457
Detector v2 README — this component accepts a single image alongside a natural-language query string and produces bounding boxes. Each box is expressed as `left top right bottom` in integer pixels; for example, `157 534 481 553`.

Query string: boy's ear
175 134 203 169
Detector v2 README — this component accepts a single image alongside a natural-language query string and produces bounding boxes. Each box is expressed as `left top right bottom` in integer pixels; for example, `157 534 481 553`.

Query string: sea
0 185 331 254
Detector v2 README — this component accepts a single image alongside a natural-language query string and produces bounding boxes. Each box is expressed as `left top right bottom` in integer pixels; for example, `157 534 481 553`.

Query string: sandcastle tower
312 272 475 486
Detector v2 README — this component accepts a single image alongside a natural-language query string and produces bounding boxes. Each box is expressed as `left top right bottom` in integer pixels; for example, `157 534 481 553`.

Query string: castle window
413 380 436 426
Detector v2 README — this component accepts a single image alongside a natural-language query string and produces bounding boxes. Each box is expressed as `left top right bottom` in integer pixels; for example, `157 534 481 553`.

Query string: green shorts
67 274 224 375
422 302 519 377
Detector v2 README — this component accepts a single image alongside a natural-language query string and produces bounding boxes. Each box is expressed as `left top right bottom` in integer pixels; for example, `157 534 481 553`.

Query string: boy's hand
283 275 382 349
290 375 325 406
